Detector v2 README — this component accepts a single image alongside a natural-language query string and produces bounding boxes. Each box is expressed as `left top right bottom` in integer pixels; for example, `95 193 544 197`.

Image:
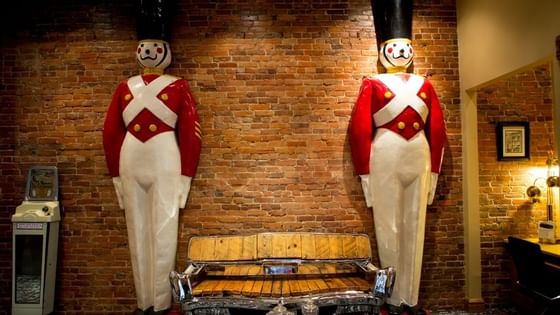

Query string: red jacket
349 74 445 175
103 74 201 177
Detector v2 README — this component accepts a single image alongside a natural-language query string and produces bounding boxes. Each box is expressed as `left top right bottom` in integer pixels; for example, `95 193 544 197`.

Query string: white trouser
368 129 431 307
120 132 181 311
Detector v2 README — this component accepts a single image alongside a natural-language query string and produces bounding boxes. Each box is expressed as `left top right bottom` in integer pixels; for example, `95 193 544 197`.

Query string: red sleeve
349 79 374 175
176 80 202 177
102 82 128 177
424 80 446 174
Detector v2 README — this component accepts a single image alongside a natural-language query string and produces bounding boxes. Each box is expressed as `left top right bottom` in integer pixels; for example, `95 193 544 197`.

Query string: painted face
379 39 414 72
136 39 172 70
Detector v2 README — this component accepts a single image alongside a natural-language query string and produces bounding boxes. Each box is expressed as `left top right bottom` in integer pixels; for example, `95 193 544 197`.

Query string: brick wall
477 63 554 306
0 0 462 313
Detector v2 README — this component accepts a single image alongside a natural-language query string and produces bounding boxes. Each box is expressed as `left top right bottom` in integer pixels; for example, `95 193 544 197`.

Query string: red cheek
137 48 141 54
410 48 413 54
387 47 393 54
157 47 163 54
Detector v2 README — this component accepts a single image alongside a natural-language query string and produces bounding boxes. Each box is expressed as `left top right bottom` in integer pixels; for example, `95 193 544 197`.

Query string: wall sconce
527 152 559 207
526 181 542 203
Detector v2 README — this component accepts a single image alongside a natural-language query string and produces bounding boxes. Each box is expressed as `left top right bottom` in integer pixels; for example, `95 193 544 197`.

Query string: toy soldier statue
102 0 201 314
348 0 446 313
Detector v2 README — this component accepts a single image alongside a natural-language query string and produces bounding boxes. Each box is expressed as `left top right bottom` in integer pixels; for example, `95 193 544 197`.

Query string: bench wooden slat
247 278 264 297
224 265 238 276
271 279 283 297
258 233 303 259
301 233 316 259
261 279 273 297
342 234 357 258
241 235 257 260
298 264 313 274
225 236 242 261
335 263 358 274
192 279 217 296
192 275 373 298
210 279 228 296
330 277 349 291
258 233 273 258
188 235 258 261
248 265 262 276
338 277 357 291
224 279 244 295
296 279 310 294
356 235 371 259
271 234 288 258
312 278 330 293
328 234 344 259
238 265 251 276
189 237 216 261
189 233 371 261
282 279 291 296
305 277 321 294
315 234 331 259
286 233 302 258
316 263 336 274
241 278 256 296
347 276 371 291
288 279 302 295
187 233 376 301
323 277 337 291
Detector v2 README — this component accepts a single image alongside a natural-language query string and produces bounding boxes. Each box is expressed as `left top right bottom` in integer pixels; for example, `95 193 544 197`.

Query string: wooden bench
170 232 395 315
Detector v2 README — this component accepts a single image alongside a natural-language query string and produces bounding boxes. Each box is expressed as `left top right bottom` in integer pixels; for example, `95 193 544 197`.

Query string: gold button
124 94 132 101
149 124 157 132
398 122 406 130
384 91 393 98
413 122 420 130
160 93 168 101
419 92 427 99
133 124 141 132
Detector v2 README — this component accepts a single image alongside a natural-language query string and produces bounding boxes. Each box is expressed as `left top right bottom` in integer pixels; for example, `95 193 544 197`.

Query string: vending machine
12 166 60 315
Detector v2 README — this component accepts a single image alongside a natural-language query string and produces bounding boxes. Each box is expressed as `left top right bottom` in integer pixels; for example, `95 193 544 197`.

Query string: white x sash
373 74 429 127
123 74 179 128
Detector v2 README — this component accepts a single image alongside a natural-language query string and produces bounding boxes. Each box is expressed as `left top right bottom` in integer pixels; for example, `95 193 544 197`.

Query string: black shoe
131 308 145 315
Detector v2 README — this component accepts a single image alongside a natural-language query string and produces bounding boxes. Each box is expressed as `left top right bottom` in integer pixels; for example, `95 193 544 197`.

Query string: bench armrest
169 263 205 302
373 267 395 299
359 262 395 304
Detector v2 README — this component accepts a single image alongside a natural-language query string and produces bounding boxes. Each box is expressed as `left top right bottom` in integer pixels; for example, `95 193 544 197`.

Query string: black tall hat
137 0 173 41
370 0 413 45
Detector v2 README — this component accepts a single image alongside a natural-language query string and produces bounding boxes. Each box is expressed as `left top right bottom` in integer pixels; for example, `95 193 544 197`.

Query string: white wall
456 0 560 304
457 0 560 90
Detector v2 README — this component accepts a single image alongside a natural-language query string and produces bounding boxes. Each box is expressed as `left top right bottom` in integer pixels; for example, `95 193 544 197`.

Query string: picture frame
496 121 530 161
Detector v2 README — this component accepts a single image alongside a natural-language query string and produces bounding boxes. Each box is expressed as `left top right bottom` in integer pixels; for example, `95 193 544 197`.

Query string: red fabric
348 75 446 175
102 74 202 177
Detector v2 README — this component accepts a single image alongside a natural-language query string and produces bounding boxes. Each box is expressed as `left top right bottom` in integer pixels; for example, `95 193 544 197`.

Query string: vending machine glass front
14 231 44 304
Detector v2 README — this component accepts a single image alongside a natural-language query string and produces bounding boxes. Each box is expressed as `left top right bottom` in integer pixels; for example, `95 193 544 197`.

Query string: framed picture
496 121 530 161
